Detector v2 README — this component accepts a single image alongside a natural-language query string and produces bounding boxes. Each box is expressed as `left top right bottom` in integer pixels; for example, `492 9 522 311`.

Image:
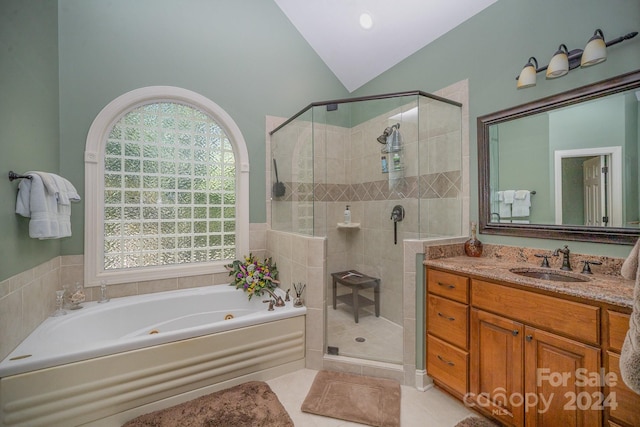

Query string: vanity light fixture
517 57 538 89
546 44 571 79
516 29 638 89
581 29 607 67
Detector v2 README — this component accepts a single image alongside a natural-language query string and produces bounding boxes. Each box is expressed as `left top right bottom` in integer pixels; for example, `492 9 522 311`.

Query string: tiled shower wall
273 91 465 325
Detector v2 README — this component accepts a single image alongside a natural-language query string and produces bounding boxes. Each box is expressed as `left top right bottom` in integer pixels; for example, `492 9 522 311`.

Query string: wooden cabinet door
606 351 640 427
524 327 601 427
471 309 524 427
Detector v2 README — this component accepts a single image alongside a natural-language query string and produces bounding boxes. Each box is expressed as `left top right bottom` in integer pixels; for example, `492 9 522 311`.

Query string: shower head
377 123 401 145
377 123 402 152
377 127 393 144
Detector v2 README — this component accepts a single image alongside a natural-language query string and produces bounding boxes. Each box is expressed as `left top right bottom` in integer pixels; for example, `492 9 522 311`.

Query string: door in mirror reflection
556 146 623 227
560 154 613 226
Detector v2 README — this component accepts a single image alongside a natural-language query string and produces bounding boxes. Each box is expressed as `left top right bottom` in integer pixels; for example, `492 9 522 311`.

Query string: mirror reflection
478 70 640 244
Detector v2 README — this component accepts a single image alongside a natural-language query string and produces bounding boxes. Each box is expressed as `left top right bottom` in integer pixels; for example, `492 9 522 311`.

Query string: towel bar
8 171 32 181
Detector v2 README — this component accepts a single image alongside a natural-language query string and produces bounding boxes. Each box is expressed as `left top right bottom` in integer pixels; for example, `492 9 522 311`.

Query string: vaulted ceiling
274 0 498 92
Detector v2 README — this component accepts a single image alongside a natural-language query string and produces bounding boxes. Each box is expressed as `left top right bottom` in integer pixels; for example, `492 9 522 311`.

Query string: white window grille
85 87 249 286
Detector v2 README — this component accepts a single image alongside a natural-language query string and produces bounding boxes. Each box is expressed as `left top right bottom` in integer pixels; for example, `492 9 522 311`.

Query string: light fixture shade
546 44 569 79
517 57 538 89
581 29 607 67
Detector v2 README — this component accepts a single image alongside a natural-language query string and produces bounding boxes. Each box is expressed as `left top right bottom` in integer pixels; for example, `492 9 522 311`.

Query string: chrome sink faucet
553 245 572 271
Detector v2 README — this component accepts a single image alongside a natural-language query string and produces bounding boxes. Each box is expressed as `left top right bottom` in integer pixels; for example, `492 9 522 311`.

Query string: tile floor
326 304 403 364
267 368 477 427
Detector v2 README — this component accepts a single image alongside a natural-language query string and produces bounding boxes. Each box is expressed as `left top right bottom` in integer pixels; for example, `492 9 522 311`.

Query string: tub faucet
262 288 285 307
263 299 275 311
553 245 572 271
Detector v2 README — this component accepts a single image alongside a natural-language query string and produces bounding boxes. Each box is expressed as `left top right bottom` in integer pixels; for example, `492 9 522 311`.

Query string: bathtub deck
0 316 305 427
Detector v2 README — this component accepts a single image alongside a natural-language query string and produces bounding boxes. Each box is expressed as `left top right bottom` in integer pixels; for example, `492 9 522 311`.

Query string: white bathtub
0 285 306 427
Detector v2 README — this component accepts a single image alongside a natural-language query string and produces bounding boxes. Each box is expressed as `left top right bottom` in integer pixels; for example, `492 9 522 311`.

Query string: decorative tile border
275 170 461 202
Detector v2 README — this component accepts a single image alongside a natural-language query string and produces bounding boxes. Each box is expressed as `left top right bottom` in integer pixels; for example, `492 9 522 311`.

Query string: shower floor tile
326 303 403 364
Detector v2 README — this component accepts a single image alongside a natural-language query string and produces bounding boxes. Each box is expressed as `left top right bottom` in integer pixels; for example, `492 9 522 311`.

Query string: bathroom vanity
424 255 639 427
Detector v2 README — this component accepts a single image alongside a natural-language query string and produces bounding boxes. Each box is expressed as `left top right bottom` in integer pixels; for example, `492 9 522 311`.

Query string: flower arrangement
226 254 279 300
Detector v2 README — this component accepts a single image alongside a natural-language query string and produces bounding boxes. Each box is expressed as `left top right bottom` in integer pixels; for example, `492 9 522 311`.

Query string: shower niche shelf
337 222 360 229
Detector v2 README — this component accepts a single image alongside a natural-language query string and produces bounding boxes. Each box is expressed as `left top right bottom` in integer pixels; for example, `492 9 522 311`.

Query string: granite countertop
424 252 635 310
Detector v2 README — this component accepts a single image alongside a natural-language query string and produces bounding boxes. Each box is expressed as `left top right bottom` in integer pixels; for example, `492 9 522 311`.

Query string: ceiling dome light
359 13 373 30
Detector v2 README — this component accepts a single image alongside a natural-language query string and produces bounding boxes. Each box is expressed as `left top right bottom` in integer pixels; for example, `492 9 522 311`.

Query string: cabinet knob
526 335 533 342
512 330 519 336
437 312 455 321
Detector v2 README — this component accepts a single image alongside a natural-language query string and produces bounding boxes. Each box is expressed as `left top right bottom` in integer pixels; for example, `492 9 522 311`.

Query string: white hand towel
503 190 515 204
15 174 59 239
512 190 531 217
51 174 81 205
15 172 81 239
499 201 512 218
25 171 59 198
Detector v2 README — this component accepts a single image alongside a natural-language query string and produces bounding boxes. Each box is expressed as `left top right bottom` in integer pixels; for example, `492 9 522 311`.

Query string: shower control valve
390 205 405 222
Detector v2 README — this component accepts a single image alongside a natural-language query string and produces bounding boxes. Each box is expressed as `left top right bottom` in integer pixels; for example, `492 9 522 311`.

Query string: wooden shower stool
331 270 380 323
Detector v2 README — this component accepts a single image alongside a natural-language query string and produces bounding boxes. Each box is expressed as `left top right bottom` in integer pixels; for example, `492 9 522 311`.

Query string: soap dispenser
344 205 351 224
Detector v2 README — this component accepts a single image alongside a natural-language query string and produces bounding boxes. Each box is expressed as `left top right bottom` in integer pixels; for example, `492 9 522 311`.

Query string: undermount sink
509 268 590 283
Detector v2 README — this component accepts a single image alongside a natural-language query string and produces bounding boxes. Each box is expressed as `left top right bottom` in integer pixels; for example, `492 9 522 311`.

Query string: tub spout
262 288 285 307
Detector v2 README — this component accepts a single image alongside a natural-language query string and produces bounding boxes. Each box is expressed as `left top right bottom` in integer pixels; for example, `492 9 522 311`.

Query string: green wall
2 0 639 281
1 0 60 280
353 0 640 258
57 0 348 256
498 115 551 224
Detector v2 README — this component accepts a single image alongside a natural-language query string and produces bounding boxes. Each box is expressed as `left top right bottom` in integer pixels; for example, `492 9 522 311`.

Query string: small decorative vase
464 222 483 257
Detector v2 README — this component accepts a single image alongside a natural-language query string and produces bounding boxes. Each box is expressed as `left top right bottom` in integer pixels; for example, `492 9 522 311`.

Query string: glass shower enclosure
270 91 462 364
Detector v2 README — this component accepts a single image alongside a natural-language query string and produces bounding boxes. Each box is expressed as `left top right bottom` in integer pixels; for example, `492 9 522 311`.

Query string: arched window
85 87 249 286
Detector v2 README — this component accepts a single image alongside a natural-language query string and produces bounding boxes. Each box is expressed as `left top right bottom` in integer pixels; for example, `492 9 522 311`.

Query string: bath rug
301 370 401 427
121 381 293 427
454 415 499 427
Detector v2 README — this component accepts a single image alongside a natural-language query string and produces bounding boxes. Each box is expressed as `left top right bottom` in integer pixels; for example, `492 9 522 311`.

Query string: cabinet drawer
427 269 469 304
427 334 468 397
472 279 600 345
427 294 468 350
607 352 640 427
607 311 630 352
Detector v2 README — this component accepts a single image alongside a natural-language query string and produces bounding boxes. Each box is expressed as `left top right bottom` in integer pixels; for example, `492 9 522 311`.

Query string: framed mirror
478 69 640 244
